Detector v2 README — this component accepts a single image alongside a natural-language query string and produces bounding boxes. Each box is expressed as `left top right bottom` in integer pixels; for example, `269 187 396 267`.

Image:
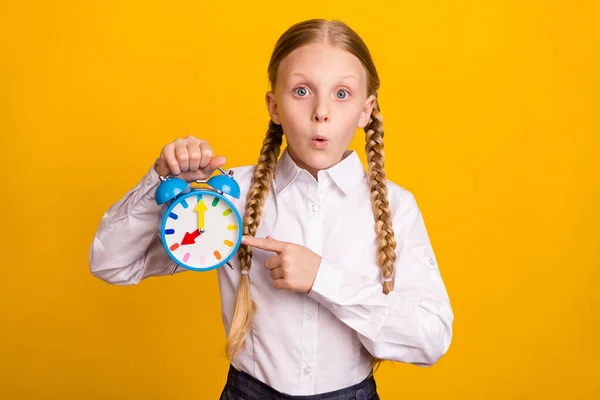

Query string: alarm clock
155 166 243 274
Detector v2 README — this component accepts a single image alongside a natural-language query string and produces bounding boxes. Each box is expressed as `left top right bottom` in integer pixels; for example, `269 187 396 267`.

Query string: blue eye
336 89 349 99
294 87 308 96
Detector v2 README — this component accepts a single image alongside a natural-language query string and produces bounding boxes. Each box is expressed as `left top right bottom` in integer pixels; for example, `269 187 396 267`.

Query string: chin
304 149 343 169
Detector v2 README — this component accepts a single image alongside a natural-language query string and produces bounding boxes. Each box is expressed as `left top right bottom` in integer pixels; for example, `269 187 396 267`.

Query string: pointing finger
242 235 286 254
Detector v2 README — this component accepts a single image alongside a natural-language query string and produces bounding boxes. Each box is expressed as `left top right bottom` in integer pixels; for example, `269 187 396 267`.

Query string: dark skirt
219 364 380 400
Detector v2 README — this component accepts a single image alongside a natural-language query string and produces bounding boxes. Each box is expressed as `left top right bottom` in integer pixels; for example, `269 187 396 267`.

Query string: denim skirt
219 364 380 400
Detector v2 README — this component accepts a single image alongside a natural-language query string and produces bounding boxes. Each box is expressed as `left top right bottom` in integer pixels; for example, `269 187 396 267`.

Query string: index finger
241 235 286 254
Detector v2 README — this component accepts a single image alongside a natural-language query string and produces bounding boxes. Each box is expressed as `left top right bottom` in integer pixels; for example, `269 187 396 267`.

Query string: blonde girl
90 19 454 400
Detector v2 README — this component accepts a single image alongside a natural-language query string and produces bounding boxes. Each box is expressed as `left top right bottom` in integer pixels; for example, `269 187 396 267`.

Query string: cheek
335 103 364 129
279 99 310 127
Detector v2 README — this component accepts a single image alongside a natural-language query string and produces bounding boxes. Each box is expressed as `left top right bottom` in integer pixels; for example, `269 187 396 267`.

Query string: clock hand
195 200 208 230
181 229 204 245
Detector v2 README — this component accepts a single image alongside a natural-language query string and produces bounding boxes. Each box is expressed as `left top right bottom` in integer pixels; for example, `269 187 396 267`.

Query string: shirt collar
274 147 366 195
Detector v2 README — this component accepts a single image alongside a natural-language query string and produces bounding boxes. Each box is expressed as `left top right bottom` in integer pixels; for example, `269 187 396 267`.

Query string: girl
89 19 454 400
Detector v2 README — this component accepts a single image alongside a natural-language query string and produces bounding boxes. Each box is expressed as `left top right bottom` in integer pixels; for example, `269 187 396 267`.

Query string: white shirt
89 148 454 396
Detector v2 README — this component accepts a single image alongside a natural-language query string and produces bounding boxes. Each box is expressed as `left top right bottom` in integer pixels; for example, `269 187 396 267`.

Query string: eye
336 89 350 99
293 86 309 97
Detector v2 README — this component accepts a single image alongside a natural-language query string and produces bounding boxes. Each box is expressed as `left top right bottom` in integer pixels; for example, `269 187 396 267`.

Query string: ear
265 91 281 125
357 93 377 129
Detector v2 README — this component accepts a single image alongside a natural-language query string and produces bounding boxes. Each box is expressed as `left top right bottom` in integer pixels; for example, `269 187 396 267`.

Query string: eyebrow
288 72 359 81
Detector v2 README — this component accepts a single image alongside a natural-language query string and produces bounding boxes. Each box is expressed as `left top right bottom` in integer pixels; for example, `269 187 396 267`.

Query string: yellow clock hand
195 199 208 230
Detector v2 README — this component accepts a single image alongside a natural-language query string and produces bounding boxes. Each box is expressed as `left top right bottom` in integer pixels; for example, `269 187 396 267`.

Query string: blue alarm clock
155 165 243 274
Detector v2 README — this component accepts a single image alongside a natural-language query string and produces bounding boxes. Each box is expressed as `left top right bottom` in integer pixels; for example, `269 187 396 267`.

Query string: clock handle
160 166 233 183
217 167 234 176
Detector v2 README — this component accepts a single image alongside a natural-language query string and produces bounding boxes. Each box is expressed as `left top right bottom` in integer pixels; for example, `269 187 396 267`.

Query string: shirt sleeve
88 163 185 285
307 191 454 367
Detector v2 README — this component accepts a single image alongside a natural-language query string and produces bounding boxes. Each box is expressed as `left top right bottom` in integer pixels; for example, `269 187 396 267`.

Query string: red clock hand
181 229 203 245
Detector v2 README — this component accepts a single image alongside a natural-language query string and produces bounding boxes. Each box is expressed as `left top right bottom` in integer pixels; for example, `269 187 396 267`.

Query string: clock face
160 190 242 271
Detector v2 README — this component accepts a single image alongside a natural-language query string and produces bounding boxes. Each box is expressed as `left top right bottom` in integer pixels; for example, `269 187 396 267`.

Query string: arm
88 163 184 285
308 192 454 367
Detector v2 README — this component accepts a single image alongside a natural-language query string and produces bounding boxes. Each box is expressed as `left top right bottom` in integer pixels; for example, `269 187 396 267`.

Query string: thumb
205 155 227 173
181 156 228 182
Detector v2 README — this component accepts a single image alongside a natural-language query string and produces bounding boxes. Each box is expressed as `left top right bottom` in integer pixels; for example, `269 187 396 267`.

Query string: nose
314 111 329 123
313 98 329 123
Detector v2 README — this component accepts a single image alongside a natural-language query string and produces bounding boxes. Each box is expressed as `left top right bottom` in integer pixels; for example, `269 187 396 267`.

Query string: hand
241 235 321 293
154 135 226 183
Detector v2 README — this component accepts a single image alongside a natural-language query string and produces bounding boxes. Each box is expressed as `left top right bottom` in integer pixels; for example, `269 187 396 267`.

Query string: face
265 42 377 177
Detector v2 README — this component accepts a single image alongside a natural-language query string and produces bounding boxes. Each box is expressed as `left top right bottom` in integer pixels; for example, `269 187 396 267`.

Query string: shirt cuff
307 258 344 308
142 162 163 201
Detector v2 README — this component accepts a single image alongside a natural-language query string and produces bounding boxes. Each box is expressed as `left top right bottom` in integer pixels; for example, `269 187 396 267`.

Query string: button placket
299 182 321 394
307 185 321 219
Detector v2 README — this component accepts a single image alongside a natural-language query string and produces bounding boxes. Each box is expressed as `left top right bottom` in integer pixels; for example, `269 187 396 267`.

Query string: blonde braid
365 101 397 373
226 120 284 362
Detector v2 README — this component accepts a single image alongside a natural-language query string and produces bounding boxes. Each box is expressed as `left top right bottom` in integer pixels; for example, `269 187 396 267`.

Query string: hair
226 19 397 375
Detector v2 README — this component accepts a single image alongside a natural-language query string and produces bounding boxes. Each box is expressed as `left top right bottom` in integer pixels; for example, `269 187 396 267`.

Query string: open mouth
312 136 328 148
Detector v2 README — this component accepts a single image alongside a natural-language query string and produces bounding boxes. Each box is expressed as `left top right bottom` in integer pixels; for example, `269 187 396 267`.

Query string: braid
364 101 397 373
365 101 397 292
226 120 284 362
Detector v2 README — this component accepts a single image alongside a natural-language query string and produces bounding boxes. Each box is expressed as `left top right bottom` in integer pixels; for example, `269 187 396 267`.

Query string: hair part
226 19 397 375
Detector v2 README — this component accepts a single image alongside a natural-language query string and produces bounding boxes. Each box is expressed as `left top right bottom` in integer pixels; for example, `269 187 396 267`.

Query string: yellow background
1 0 598 398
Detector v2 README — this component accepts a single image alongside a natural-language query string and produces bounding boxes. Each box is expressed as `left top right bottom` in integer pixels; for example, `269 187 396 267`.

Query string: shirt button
304 366 312 375
429 257 435 265
356 388 367 400
307 311 315 319
310 204 320 212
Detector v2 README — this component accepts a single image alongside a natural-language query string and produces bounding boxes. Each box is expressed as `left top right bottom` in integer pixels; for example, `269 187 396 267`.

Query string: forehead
278 43 366 85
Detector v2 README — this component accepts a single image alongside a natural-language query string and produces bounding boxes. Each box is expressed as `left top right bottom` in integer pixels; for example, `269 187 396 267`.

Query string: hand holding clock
154 135 226 182
155 138 242 273
241 235 321 294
